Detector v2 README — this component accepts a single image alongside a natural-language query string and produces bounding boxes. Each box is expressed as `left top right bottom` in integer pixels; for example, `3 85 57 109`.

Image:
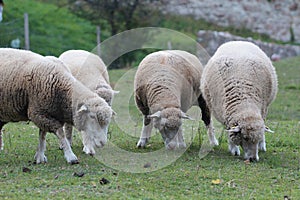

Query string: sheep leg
137 116 153 148
228 137 240 156
0 122 5 151
59 123 73 149
258 134 266 152
34 130 48 164
198 95 219 146
56 127 79 164
177 126 186 148
64 123 73 146
28 109 78 164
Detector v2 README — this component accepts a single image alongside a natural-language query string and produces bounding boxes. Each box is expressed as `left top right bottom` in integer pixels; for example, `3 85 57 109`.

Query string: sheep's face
74 101 113 155
228 121 265 161
149 108 192 150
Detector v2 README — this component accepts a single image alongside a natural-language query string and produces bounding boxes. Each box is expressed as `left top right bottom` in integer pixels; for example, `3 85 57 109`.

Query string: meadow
0 56 299 199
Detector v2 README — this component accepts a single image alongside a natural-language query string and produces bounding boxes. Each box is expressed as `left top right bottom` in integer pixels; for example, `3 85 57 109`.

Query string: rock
158 0 300 43
197 30 300 61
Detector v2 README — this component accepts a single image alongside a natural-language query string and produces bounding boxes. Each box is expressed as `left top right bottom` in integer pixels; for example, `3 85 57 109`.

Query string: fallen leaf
211 179 222 185
91 181 97 188
244 160 251 165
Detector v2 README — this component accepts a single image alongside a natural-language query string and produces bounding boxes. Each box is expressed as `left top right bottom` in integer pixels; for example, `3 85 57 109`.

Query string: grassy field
0 56 299 199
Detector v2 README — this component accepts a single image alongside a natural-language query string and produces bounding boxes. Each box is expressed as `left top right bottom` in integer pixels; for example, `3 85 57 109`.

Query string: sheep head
148 107 192 150
73 98 113 155
227 118 273 161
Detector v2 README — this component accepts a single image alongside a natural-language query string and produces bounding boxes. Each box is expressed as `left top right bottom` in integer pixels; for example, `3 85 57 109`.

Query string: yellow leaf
91 181 97 188
211 179 221 185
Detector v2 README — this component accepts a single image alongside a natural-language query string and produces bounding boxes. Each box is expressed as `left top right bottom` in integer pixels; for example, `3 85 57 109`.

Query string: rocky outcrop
160 0 300 43
197 30 300 61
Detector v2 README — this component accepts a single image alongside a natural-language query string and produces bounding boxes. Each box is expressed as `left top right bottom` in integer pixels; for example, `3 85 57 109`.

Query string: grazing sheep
135 50 218 150
0 48 114 164
58 50 118 147
59 50 118 106
201 41 278 161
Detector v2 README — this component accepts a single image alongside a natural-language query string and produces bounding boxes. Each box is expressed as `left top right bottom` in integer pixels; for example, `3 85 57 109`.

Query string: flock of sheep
0 41 278 164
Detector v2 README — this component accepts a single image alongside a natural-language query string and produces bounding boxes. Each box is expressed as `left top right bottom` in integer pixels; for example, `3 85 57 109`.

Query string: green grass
0 57 300 199
0 0 103 56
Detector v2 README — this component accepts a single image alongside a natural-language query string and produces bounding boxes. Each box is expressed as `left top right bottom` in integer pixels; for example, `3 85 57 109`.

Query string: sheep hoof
258 141 267 152
210 139 219 146
83 146 95 155
137 138 149 148
178 142 187 149
229 145 240 156
69 159 79 165
65 151 79 164
34 153 48 164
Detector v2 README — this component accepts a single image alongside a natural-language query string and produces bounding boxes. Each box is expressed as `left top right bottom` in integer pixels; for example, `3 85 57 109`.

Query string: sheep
200 41 278 161
59 50 118 106
58 50 118 147
0 55 72 152
0 48 114 164
134 50 218 150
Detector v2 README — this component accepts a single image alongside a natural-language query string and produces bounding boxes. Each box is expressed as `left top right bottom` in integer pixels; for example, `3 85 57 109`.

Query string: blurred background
0 0 299 68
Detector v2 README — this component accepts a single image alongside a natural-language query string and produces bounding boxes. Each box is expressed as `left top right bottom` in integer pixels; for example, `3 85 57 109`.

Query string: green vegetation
0 55 299 199
0 0 100 56
1 0 293 67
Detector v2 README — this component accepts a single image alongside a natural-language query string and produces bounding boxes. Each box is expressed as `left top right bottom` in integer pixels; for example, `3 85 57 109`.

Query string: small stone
22 167 32 173
73 172 85 177
144 162 151 168
99 177 110 185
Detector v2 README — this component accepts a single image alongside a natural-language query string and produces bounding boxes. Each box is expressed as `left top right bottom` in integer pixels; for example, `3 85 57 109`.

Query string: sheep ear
148 111 161 119
265 126 274 133
181 111 194 120
113 90 120 94
112 110 117 116
77 104 88 113
226 126 240 133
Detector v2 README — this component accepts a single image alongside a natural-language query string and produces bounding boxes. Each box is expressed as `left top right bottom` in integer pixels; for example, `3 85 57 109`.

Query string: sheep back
135 50 203 115
201 41 278 126
59 50 110 88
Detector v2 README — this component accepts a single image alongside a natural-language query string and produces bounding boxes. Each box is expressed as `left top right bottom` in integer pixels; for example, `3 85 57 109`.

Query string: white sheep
59 50 118 106
0 48 114 164
135 50 218 150
201 41 278 161
58 50 118 147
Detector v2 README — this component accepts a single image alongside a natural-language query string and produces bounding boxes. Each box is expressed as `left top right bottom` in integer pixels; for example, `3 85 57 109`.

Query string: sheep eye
89 114 97 119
